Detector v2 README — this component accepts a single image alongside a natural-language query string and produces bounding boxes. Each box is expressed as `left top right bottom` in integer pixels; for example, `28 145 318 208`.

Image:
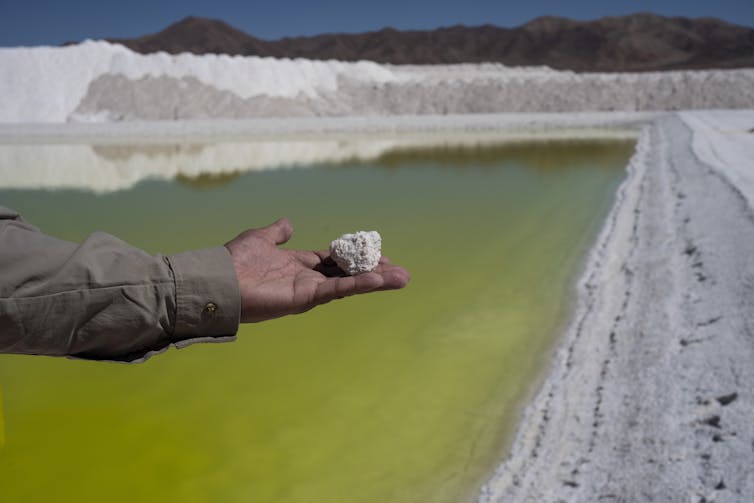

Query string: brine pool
0 135 634 502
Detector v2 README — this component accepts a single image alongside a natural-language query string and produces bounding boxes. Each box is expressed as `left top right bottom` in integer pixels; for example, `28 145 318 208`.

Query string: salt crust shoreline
0 112 652 143
481 111 754 502
3 110 753 501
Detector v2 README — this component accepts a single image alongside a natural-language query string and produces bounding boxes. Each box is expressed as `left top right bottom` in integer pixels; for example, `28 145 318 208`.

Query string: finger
313 267 410 305
295 250 393 269
259 217 293 245
290 249 331 268
311 249 331 261
290 250 321 268
313 273 384 304
373 265 410 289
292 246 409 282
296 250 391 266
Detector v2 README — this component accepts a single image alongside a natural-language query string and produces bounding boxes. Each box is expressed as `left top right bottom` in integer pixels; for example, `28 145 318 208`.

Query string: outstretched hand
225 218 410 323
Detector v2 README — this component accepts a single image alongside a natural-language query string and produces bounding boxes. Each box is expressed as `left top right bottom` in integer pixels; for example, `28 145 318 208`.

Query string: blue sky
1 0 753 47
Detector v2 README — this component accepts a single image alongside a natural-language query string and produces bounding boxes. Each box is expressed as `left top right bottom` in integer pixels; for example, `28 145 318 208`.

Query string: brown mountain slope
107 13 754 71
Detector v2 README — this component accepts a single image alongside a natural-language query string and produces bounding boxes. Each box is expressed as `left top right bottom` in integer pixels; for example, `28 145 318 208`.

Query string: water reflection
372 139 636 172
0 134 636 193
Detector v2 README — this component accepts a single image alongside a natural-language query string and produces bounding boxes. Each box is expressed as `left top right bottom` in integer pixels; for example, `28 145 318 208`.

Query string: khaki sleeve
0 206 240 363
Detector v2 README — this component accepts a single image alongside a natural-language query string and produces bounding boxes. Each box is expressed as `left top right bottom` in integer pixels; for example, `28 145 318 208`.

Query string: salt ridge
2 42 754 123
0 40 398 123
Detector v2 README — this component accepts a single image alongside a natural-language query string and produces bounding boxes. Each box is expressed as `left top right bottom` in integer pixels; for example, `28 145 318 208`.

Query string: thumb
259 217 293 245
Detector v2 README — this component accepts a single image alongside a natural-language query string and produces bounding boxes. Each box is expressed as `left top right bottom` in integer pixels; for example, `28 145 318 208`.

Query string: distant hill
104 13 754 72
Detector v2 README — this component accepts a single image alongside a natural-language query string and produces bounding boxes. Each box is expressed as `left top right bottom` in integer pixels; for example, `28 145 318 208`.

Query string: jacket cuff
167 246 241 340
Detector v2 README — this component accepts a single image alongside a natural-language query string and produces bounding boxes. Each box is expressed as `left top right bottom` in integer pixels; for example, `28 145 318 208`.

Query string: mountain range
103 13 754 72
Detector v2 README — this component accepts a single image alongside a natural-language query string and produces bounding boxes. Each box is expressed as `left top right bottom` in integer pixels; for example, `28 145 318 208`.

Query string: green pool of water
0 137 632 502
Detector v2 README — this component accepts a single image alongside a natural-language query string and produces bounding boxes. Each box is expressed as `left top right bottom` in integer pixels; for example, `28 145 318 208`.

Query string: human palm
225 218 410 323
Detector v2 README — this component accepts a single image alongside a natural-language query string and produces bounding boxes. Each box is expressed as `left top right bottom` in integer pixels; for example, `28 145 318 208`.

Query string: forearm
0 207 240 363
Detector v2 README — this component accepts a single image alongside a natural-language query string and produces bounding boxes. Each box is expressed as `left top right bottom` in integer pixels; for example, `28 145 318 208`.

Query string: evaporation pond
0 136 634 502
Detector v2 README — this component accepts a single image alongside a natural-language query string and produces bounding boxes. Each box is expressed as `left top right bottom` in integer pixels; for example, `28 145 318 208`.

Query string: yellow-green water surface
0 138 633 502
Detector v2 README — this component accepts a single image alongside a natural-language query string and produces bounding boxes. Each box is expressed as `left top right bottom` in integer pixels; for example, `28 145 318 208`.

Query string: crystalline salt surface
329 231 382 275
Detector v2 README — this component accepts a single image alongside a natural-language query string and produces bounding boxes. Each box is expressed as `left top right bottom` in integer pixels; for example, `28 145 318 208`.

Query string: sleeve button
204 302 218 316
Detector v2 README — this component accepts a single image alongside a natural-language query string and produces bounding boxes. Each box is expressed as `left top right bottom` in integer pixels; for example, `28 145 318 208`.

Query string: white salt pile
0 40 397 123
1 41 753 123
329 231 382 275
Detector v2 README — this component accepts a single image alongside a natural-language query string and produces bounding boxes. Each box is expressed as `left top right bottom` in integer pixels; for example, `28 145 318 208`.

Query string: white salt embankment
1 41 754 122
480 111 754 502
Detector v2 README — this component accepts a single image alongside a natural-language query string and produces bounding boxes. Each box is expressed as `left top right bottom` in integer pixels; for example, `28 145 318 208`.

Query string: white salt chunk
329 231 382 275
